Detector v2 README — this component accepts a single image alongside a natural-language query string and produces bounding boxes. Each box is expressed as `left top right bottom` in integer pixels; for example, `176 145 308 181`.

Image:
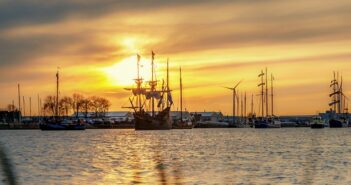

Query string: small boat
172 119 193 129
254 117 281 128
40 69 85 131
172 67 195 129
40 119 85 130
310 116 325 129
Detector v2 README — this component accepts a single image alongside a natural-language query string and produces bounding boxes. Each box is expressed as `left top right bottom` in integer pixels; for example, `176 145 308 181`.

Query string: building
192 112 224 122
73 111 134 122
0 111 21 124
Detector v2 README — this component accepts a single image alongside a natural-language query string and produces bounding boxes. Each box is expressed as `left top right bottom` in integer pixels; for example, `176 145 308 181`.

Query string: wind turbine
224 80 242 125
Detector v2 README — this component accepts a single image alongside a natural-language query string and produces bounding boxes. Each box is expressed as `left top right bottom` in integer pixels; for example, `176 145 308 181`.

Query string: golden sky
1 0 351 115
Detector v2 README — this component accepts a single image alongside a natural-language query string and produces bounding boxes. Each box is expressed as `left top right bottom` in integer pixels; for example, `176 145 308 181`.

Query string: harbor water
1 128 351 184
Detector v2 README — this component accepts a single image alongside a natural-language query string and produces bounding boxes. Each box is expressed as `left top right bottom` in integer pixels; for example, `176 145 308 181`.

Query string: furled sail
145 91 161 100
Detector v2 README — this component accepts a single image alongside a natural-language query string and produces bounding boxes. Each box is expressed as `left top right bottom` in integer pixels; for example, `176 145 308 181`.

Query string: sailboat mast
37 94 40 116
261 70 264 117
137 54 142 112
180 67 183 121
240 93 243 119
18 84 21 113
265 68 268 117
271 74 274 116
29 97 32 118
56 69 59 117
244 92 247 118
251 94 254 115
23 96 25 116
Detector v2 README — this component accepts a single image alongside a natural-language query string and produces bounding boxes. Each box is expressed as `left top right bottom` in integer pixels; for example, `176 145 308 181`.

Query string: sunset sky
1 0 351 116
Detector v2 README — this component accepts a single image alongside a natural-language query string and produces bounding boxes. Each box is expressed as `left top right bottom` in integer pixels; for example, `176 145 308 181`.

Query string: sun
104 56 152 86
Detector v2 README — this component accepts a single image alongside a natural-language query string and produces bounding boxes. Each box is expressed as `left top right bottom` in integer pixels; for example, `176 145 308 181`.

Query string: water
1 128 351 185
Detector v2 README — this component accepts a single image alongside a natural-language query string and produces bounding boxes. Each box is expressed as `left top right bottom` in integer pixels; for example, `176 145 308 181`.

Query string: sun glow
104 56 153 86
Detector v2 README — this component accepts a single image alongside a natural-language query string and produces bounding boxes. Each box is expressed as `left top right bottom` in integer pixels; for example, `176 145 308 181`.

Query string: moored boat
310 116 325 129
40 119 85 130
254 117 280 128
40 69 86 131
329 117 348 128
172 67 195 129
254 68 281 129
125 52 172 130
327 72 349 128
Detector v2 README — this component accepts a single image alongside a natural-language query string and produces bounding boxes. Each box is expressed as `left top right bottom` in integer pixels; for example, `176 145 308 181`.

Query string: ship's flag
137 54 141 62
168 92 173 105
152 51 155 60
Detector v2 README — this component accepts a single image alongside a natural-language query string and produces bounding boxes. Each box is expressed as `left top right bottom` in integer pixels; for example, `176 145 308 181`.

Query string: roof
73 111 132 117
191 112 223 117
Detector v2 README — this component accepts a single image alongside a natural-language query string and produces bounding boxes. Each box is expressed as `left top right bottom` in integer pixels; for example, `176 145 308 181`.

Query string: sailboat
328 72 349 128
172 67 194 129
125 52 172 130
40 69 86 130
254 68 281 128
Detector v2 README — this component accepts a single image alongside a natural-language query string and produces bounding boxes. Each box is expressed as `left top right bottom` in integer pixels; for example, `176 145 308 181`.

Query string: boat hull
134 107 172 130
40 123 86 130
172 121 194 129
329 119 348 128
254 120 281 129
310 123 325 129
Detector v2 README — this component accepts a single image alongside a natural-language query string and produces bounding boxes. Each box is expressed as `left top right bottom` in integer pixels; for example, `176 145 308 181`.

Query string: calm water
1 128 351 185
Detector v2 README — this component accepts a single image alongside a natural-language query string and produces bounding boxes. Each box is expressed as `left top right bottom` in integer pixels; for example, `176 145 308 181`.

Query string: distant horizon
1 0 351 116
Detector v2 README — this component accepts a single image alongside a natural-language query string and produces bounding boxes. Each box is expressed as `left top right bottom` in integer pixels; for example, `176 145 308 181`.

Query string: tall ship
125 52 172 130
172 66 194 129
254 68 281 128
328 72 349 128
40 69 86 130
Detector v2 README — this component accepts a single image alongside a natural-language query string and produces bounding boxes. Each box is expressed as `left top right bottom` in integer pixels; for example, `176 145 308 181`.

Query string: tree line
43 93 111 118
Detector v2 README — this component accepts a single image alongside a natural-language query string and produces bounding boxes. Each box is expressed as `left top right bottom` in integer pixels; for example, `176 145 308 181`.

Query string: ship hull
134 107 172 130
172 121 194 129
40 123 86 130
254 120 281 129
329 119 348 128
310 123 325 129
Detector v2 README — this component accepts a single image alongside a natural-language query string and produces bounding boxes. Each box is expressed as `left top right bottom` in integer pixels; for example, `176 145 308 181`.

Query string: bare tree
7 104 16 112
43 95 56 116
72 93 84 118
89 96 111 117
81 98 92 118
59 96 73 117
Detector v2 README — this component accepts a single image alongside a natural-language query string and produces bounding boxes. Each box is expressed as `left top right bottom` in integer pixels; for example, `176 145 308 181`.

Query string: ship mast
151 51 156 117
258 70 265 117
333 72 337 112
244 92 247 118
251 93 254 115
271 73 274 116
180 67 183 122
166 59 170 108
18 84 21 113
137 54 142 112
265 68 269 117
56 69 59 117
